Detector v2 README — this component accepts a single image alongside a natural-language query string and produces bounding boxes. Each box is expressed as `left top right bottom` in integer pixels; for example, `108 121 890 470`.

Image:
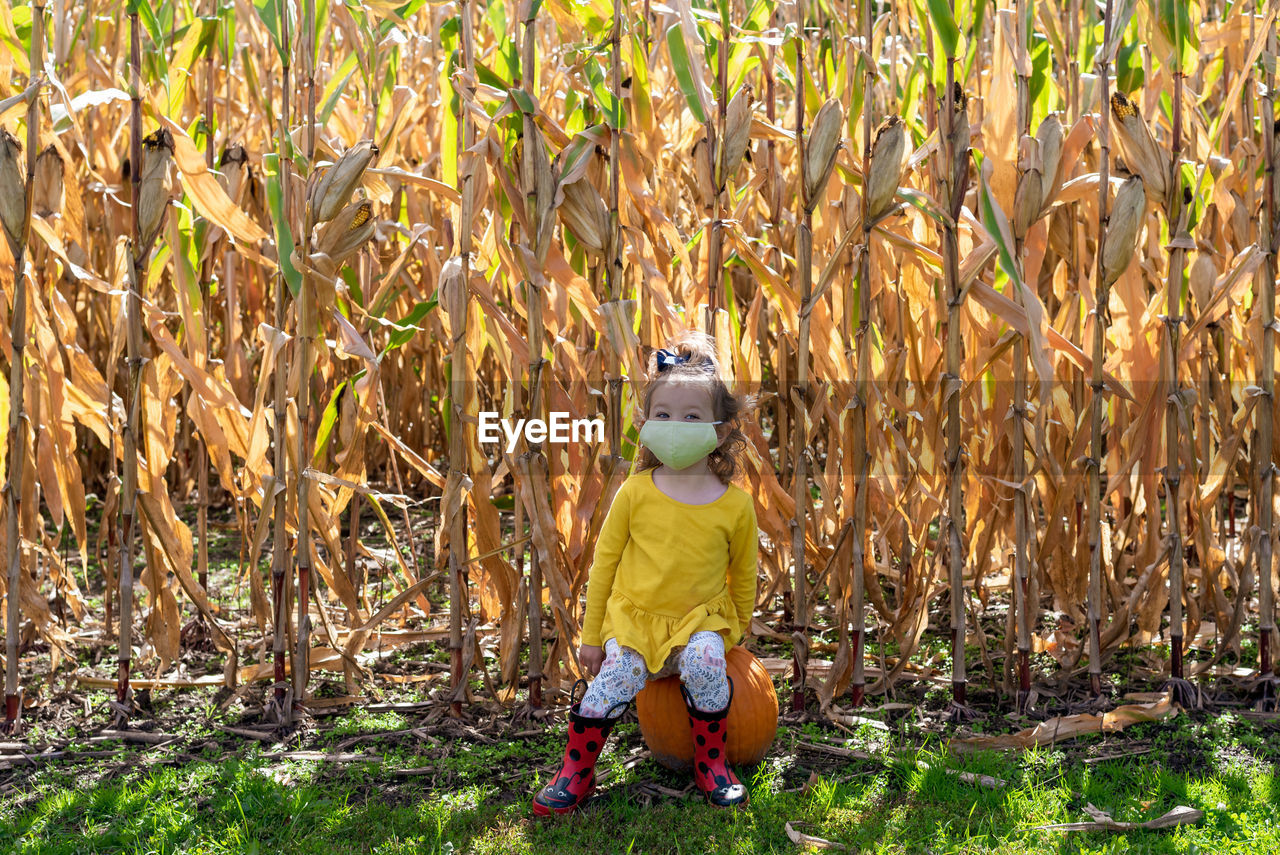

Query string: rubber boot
681 675 749 808
531 678 629 817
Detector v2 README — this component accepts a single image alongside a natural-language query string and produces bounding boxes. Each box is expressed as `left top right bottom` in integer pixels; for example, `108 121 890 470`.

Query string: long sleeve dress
579 467 760 675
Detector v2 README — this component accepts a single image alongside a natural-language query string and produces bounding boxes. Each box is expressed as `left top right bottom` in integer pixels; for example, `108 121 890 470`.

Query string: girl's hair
636 329 757 484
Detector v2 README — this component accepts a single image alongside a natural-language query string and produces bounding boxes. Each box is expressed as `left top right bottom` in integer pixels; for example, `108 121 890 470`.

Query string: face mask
637 419 724 470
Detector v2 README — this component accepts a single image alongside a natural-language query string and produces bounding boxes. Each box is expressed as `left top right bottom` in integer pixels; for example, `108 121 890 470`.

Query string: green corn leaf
976 156 1020 292
380 299 439 357
320 52 359 125
484 0 508 41
476 60 510 90
584 56 624 130
666 22 709 124
307 0 331 68
440 17 460 188
132 0 169 86
1154 0 1198 74
312 380 348 465
925 0 960 59
264 160 303 298
253 0 288 64
508 87 537 116
1029 34 1054 126
629 32 652 133
342 266 362 307
558 128 602 179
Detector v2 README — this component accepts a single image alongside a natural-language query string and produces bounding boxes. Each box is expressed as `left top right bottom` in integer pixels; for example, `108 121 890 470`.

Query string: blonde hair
635 330 757 484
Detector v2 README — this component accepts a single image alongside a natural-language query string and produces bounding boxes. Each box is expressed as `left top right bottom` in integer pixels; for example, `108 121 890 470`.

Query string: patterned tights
578 630 730 718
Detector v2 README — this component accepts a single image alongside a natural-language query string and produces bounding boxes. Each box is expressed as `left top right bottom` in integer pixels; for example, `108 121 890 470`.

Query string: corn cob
1102 174 1145 286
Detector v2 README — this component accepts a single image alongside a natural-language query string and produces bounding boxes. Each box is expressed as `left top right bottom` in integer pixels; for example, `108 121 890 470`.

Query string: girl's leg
677 630 730 712
578 639 648 718
533 642 639 817
678 630 747 807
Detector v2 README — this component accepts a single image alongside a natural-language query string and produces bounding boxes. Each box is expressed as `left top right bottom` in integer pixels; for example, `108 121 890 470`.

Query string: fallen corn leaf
1030 803 1203 832
950 692 1176 752
784 821 846 850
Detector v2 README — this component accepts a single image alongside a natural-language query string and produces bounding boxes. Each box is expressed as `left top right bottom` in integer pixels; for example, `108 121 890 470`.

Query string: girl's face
645 379 728 444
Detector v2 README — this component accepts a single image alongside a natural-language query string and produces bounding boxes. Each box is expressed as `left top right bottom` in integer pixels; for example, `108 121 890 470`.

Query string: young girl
531 331 759 816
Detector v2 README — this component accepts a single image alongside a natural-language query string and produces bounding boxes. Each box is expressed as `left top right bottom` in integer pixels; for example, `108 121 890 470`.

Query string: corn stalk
447 0 477 718
790 0 813 713
940 60 969 708
703 1 729 336
196 0 216 607
1259 27 1278 701
292 0 319 718
603 0 625 541
117 3 176 728
1164 66 1189 688
117 5 143 729
517 0 547 710
1011 0 1033 711
2 1 43 737
267 0 295 725
848 0 876 710
1086 0 1117 700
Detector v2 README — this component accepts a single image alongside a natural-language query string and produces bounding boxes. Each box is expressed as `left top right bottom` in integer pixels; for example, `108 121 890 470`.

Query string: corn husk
461 144 488 227
137 127 175 251
0 128 26 252
32 144 63 218
804 98 844 209
218 145 249 204
1206 153 1230 180
1110 92 1168 202
438 254 467 322
1013 135 1043 240
717 83 753 188
1047 204 1072 260
1188 250 1216 313
692 135 714 209
1229 189 1249 248
866 115 906 222
1035 114 1064 211
310 139 377 223
1102 175 1145 286
1013 170 1043 240
530 131 556 246
314 199 375 266
558 176 608 253
841 182 859 231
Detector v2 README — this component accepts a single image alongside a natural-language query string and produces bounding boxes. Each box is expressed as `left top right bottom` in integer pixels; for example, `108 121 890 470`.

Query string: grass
3 712 1279 854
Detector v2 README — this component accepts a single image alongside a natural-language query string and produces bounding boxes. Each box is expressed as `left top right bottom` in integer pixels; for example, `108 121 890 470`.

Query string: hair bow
654 347 715 374
654 348 687 372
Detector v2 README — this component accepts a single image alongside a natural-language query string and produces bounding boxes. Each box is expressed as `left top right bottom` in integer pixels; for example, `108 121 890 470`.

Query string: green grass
3 714 1278 854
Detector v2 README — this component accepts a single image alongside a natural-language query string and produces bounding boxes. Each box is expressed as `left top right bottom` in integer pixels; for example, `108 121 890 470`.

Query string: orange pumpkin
635 644 778 770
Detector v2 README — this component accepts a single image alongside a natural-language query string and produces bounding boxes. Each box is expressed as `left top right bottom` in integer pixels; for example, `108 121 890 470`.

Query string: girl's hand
580 644 605 677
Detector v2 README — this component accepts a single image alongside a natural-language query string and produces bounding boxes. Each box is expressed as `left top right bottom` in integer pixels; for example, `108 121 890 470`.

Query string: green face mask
637 419 723 470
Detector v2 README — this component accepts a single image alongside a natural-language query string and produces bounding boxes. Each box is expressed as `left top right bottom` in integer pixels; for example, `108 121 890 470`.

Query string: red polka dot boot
531 679 629 817
681 676 750 808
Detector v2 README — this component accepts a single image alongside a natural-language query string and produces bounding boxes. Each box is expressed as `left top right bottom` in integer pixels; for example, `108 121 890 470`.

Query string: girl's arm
727 499 760 646
580 481 633 646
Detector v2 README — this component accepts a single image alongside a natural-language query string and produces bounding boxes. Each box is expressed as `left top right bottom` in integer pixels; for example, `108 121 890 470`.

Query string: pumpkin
635 644 778 770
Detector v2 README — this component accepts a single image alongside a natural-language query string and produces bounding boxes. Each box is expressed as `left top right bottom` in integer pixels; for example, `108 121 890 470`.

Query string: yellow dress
580 467 759 675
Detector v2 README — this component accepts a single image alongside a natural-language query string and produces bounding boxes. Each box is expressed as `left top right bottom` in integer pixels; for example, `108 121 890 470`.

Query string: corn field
1 0 1279 736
